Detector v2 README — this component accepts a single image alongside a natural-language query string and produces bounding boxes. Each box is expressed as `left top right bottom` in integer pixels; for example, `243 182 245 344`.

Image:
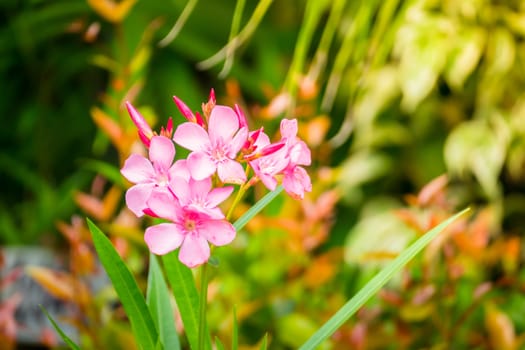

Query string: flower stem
226 181 251 221
198 262 209 350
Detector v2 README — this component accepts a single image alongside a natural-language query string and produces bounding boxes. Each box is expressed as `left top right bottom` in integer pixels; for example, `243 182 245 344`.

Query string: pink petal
121 154 155 183
169 177 191 205
187 205 225 219
145 223 184 255
179 234 210 268
259 173 278 191
289 141 311 166
147 190 181 221
208 106 239 142
206 186 234 207
280 118 298 139
199 219 236 246
190 177 212 198
125 183 154 217
169 159 191 181
283 166 311 200
217 159 246 184
173 122 210 151
228 127 248 156
149 136 176 171
187 152 216 180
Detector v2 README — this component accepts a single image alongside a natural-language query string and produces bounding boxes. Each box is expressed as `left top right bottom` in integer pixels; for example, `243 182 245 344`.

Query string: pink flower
169 176 233 219
280 119 312 199
120 135 188 217
249 145 289 191
173 105 248 184
145 191 236 268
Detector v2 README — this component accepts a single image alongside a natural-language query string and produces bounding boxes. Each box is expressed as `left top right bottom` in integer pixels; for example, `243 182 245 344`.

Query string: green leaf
233 185 283 231
87 219 159 350
147 254 181 350
40 305 80 350
162 251 212 350
299 208 470 350
259 334 268 350
215 337 226 350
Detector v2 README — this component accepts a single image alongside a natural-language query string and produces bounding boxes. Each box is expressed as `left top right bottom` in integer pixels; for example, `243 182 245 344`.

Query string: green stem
198 262 209 350
226 181 250 221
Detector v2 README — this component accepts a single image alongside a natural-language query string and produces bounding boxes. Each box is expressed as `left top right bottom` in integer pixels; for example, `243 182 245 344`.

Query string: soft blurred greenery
2 0 525 349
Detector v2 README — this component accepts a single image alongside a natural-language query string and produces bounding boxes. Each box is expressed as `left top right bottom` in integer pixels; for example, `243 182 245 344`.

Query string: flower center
209 139 229 163
184 218 196 231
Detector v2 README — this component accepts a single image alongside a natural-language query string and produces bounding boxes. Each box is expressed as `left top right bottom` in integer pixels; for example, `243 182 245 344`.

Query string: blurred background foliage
1 0 525 349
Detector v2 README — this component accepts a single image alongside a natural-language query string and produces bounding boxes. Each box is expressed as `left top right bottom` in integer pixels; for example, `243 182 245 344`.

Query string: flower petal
125 183 154 217
228 126 248 156
217 159 246 184
289 141 311 166
208 106 239 142
199 219 236 246
147 190 181 221
169 159 191 181
283 166 311 200
121 154 155 183
179 234 210 268
280 118 298 139
206 186 234 207
173 122 210 151
149 136 175 171
187 152 216 180
169 176 191 205
145 223 184 255
190 177 212 198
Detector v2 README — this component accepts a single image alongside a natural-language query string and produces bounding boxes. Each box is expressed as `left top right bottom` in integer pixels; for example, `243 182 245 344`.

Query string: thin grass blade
299 208 470 350
233 185 283 231
40 306 80 350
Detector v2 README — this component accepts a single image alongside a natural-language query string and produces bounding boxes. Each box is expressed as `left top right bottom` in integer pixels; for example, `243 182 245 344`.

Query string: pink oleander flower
169 176 233 219
120 135 188 217
173 105 248 184
250 145 289 190
145 190 236 268
280 119 312 199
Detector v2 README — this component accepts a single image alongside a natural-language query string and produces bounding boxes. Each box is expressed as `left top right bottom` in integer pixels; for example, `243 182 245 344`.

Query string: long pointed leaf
147 254 181 350
233 185 283 231
87 219 159 350
162 251 212 350
299 208 470 349
40 306 80 350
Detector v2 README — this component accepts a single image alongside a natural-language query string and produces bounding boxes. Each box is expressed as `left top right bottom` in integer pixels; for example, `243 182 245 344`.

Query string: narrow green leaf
87 219 159 350
162 251 212 350
215 337 226 350
232 306 238 350
299 208 470 350
233 185 283 231
40 305 80 350
259 334 268 350
147 254 181 350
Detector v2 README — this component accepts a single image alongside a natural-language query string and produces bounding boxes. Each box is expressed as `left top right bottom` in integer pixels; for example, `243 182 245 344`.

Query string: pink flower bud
126 101 154 144
173 95 196 123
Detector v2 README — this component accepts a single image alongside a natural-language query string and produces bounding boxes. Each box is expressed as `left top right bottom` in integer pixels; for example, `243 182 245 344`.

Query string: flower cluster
120 90 312 267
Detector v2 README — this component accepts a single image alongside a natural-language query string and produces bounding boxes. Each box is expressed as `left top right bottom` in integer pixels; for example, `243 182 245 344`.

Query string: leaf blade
40 305 81 350
87 219 159 350
299 208 470 350
147 254 181 350
162 251 212 350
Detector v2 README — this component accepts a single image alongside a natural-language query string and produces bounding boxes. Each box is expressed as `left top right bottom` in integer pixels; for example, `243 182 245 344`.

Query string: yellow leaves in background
87 0 137 23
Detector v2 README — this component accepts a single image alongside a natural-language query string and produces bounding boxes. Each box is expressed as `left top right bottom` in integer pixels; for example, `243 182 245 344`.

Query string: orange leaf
485 303 516 350
87 0 137 23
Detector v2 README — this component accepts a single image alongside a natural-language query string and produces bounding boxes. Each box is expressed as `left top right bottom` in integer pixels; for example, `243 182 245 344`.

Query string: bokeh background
2 0 525 349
